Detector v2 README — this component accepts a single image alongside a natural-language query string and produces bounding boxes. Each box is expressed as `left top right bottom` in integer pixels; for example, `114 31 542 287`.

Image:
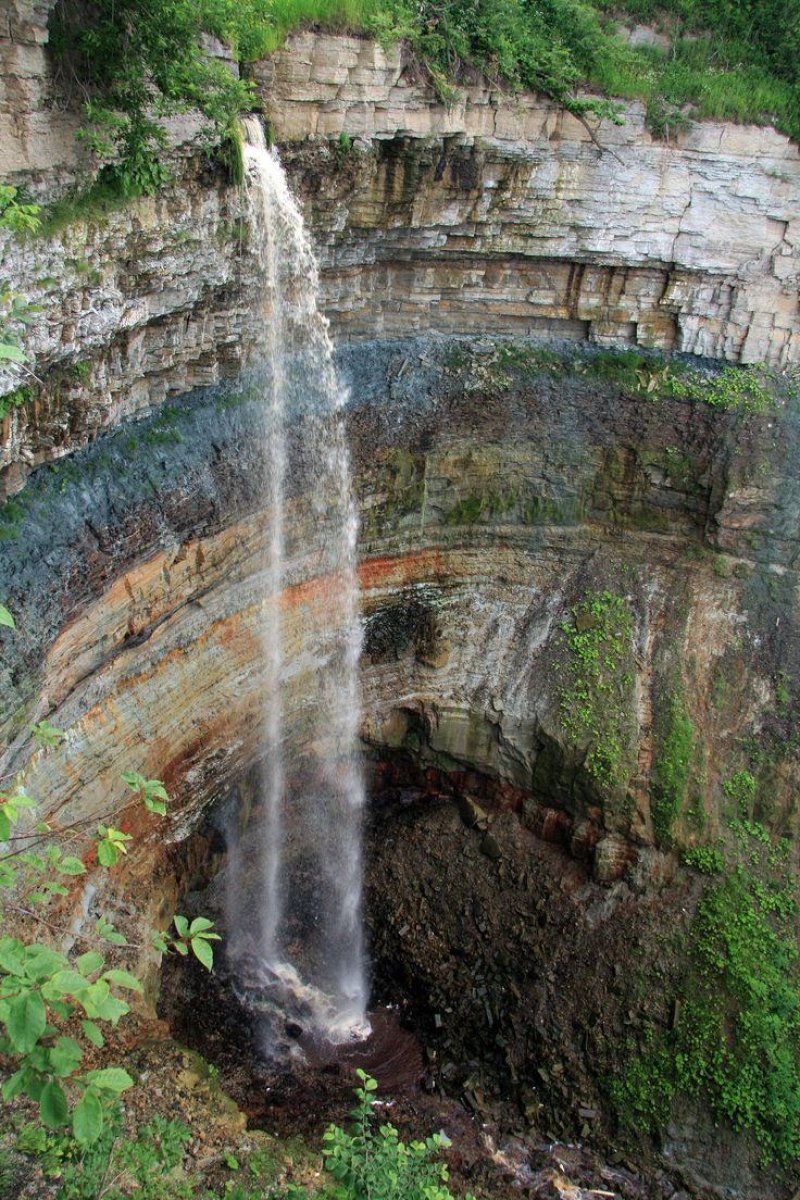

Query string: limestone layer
2 339 798 878
259 32 800 365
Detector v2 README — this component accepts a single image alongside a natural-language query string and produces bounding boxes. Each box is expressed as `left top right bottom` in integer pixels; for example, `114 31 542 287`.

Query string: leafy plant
0 712 220 1148
559 590 635 801
31 721 66 749
0 186 41 235
153 916 222 970
121 772 169 816
650 690 694 845
49 0 254 197
323 1070 473 1200
616 821 800 1161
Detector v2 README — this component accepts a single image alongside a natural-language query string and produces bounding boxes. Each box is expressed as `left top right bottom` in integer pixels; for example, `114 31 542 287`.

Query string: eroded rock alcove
3 10 800 1197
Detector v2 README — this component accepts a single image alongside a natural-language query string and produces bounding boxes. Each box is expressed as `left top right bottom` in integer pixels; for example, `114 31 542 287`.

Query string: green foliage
31 721 66 749
122 771 169 816
0 603 14 629
651 690 694 845
666 364 777 414
722 770 758 822
41 0 800 215
322 1070 473 1200
0 721 219 1153
0 290 41 373
49 0 255 197
682 845 725 874
211 0 799 140
167 915 222 970
617 821 800 1161
0 186 41 236
559 590 635 797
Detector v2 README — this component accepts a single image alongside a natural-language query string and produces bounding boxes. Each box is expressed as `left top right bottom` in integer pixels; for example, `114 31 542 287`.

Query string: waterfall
228 117 368 1045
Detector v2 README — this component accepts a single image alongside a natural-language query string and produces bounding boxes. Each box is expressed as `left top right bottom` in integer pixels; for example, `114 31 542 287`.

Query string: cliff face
257 33 800 366
2 20 800 1192
3 28 799 490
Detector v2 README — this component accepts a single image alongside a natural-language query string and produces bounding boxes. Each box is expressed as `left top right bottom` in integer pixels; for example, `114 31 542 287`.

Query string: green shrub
323 1070 473 1200
682 845 724 874
617 823 800 1162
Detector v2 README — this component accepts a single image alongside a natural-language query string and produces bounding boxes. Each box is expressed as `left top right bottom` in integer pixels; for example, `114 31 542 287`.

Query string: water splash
228 117 368 1045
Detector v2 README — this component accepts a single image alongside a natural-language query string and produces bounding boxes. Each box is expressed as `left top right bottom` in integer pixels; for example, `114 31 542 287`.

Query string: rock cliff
2 15 800 1194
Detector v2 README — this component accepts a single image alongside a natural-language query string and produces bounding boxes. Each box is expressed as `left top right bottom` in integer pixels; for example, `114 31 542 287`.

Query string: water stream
224 118 368 1050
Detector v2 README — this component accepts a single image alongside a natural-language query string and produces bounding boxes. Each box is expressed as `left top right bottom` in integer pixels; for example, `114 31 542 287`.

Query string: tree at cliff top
48 0 253 196
46 0 799 197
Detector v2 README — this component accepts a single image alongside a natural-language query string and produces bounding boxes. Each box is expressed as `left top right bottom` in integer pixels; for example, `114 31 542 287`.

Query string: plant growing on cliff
559 590 635 804
0 188 42 378
650 689 694 845
615 821 800 1162
0 668 220 1146
323 1070 474 1200
49 0 254 196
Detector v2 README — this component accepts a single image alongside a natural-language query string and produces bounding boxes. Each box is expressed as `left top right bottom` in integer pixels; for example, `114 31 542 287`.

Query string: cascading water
224 117 368 1049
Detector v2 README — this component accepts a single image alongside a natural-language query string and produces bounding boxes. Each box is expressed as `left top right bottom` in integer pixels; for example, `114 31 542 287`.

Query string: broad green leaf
81 1019 105 1048
30 720 65 747
121 771 146 791
96 917 127 946
4 792 34 810
173 940 188 956
85 1067 133 1093
2 1069 25 1100
48 969 90 998
19 852 45 870
0 937 26 976
0 344 26 363
42 881 68 896
0 603 15 628
58 856 86 876
188 917 215 935
0 861 16 887
22 1071 44 1102
0 811 10 841
23 945 67 980
48 1035 83 1077
72 1090 103 1144
76 950 104 977
96 840 117 867
7 989 46 1053
102 969 142 993
144 795 167 815
173 915 189 938
39 1080 68 1129
191 936 214 971
91 993 129 1025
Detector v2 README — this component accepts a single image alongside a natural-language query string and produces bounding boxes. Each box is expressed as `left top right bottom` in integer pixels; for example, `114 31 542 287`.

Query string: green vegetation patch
0 385 35 421
616 819 800 1162
559 590 636 801
43 0 800 213
650 688 694 845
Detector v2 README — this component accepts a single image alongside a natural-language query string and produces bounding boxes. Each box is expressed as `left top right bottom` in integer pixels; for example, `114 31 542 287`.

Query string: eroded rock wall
259 33 800 366
3 339 798 872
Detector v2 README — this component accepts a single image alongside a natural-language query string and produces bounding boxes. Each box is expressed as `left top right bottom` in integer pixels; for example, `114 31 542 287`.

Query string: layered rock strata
3 27 799 494
260 33 800 366
2 337 798 861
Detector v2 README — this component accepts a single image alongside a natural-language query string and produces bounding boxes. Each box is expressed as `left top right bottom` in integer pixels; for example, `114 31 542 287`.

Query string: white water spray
231 117 368 1044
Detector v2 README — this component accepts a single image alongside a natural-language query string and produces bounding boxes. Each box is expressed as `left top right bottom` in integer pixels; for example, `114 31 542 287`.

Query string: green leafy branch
0 687 221 1145
322 1069 474 1200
